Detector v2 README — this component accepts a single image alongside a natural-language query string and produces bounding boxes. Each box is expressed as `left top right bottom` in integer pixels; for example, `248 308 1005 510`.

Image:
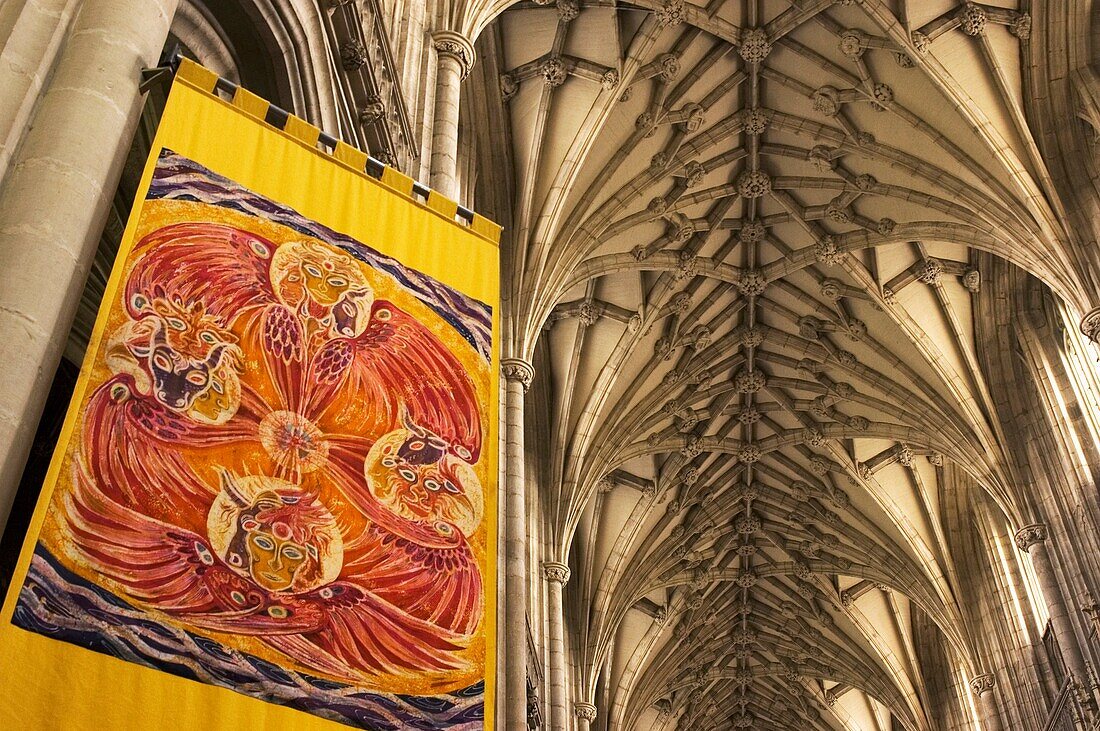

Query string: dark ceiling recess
195 0 295 111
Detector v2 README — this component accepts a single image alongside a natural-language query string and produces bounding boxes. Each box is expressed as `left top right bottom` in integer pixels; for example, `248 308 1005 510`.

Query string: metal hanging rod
140 45 476 223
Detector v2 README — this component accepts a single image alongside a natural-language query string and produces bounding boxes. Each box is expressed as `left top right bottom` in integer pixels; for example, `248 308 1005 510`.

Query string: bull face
148 323 231 411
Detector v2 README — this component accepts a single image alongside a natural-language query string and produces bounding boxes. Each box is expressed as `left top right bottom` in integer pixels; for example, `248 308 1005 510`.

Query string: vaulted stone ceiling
479 1 1062 729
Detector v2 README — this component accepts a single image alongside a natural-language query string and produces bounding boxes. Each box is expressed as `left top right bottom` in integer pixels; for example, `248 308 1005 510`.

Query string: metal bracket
139 44 182 94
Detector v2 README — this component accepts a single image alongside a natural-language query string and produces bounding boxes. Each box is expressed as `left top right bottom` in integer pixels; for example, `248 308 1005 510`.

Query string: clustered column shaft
429 30 474 201
501 358 534 729
543 561 570 731
1016 523 1095 707
0 0 77 181
968 674 1003 731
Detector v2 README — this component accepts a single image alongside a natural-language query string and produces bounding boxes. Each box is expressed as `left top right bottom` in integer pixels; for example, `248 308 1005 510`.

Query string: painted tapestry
12 150 493 729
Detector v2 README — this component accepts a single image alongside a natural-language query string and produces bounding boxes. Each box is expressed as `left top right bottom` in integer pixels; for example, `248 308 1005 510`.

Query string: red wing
125 222 278 322
270 582 470 680
252 303 306 412
335 300 482 461
327 449 483 635
301 339 355 417
345 524 483 635
66 448 472 680
81 376 249 529
64 463 325 635
63 464 220 613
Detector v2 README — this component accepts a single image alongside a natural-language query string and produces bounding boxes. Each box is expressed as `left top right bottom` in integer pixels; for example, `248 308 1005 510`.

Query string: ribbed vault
478 1 1069 728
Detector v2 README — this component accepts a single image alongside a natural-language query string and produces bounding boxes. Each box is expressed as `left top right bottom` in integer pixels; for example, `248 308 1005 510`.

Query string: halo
206 471 344 590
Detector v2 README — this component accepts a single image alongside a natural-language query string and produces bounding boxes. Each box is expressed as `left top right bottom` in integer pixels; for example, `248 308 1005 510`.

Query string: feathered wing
346 524 483 636
124 222 279 322
66 457 473 677
327 449 484 635
60 223 485 683
306 300 488 635
80 376 253 530
124 223 318 412
248 302 306 412
66 458 471 678
271 582 471 681
63 463 221 614
65 444 320 634
66 470 324 640
320 300 483 461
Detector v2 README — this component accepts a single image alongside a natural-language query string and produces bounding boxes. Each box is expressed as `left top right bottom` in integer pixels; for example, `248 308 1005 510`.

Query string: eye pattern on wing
67 481 328 635
276 580 471 677
125 224 280 323
374 529 477 574
342 301 483 464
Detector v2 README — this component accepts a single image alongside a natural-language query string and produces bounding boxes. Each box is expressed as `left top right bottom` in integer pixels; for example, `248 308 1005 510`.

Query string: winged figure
64 465 469 681
55 221 489 687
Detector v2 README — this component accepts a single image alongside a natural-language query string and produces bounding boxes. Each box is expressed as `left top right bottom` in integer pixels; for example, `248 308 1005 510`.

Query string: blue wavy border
14 546 485 730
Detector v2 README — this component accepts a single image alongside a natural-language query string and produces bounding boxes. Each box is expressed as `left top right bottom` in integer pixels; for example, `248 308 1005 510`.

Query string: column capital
1014 522 1048 551
501 358 535 391
1081 306 1100 343
969 673 996 696
542 561 571 585
574 701 598 721
432 30 476 79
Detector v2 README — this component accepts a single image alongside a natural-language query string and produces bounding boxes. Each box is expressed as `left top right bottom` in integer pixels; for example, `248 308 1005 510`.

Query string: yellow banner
0 60 498 730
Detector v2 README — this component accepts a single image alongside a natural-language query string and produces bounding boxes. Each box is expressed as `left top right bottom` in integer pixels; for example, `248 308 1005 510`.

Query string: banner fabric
0 59 500 731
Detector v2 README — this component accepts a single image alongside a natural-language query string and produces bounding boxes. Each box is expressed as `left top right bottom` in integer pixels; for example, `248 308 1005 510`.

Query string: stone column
0 0 80 183
574 701 598 731
501 358 534 730
969 674 1004 731
0 0 179 535
429 30 473 201
543 560 570 731
1015 524 1094 707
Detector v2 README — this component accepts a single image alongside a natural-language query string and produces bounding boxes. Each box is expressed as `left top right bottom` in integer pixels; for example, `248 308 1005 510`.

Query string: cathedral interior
4 0 1100 729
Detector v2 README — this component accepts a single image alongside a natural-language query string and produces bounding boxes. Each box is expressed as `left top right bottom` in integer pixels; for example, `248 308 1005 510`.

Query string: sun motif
258 410 330 474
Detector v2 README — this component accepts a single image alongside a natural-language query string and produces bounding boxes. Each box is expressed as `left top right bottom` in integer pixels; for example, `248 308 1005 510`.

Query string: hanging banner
0 59 499 730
